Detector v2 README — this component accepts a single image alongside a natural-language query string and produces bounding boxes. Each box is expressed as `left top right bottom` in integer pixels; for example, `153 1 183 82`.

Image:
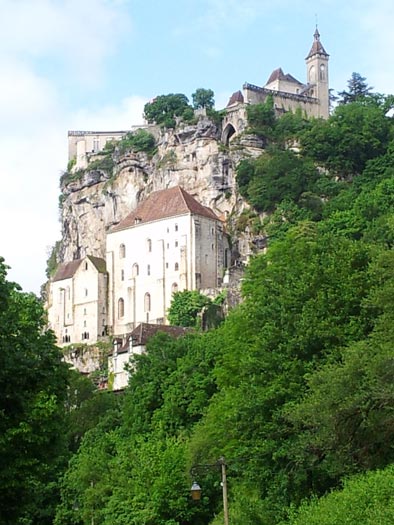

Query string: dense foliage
144 93 193 128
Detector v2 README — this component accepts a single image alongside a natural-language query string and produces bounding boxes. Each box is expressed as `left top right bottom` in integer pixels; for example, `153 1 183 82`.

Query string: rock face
57 116 263 267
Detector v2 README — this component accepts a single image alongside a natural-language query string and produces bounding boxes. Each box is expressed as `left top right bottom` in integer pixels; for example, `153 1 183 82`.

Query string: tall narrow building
305 27 330 118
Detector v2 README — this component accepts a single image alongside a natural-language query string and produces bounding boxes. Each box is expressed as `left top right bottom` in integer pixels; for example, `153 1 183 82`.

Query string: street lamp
190 457 229 525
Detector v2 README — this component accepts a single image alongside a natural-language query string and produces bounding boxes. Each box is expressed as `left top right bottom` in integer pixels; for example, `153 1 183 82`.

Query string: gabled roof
52 256 106 282
306 28 329 59
227 90 244 107
266 67 303 86
111 186 219 233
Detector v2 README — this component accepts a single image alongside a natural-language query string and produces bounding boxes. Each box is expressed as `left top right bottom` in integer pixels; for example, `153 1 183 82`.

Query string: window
175 241 178 247
132 263 139 277
93 138 100 152
85 288 88 297
144 293 151 312
84 308 87 315
84 262 88 270
84 320 87 328
147 264 151 276
171 283 178 293
166 262 169 269
118 298 125 319
121 269 125 281
175 263 179 271
320 64 326 81
119 243 126 258
167 243 169 249
175 223 178 232
102 306 105 314
147 238 152 252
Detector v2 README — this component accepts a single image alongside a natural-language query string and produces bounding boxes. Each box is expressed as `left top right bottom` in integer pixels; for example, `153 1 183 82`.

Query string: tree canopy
143 93 192 128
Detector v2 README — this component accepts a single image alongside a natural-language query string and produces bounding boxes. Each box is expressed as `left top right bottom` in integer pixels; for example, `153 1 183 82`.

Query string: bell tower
306 27 329 118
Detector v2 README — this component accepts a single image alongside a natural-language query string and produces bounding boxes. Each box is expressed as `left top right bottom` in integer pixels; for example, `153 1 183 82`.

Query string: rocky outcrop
57 116 264 266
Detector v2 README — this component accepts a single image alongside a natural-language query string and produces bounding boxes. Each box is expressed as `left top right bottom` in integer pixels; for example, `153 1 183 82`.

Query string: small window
102 306 105 314
119 244 126 258
118 298 125 319
84 262 88 270
175 224 178 232
175 241 178 247
85 288 88 297
147 238 152 252
144 292 151 312
84 308 87 315
147 264 151 276
175 263 179 271
121 269 125 281
132 263 139 277
84 320 87 328
171 282 178 293
211 244 214 251
166 262 169 269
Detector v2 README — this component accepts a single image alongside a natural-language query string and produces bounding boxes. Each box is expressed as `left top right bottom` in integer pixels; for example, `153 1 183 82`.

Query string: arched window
320 64 326 81
144 293 151 312
132 263 139 277
146 238 152 252
309 65 316 82
118 298 125 319
171 283 178 294
175 262 179 271
119 244 126 259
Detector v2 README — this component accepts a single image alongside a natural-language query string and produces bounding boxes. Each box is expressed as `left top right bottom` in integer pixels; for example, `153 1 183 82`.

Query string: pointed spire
306 26 329 59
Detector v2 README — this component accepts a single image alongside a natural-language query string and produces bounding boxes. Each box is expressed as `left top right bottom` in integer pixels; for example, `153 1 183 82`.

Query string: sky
1 0 394 294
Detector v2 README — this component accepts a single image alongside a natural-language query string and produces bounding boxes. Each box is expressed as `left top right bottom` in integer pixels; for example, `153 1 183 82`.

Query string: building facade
47 255 108 346
106 186 228 336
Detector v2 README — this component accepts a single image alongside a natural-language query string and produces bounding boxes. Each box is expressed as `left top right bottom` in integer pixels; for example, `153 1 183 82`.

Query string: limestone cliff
57 116 263 268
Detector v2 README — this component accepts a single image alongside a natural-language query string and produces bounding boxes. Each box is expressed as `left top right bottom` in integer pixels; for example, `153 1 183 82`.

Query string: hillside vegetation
3 77 394 524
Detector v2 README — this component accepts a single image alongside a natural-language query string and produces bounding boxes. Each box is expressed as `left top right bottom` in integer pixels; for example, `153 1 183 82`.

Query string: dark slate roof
306 28 329 59
111 323 192 354
111 186 219 233
227 90 244 106
266 67 303 86
52 259 82 282
52 256 106 282
87 255 107 274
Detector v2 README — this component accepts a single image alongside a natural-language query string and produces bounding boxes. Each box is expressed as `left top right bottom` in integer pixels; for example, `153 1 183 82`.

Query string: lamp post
190 456 229 525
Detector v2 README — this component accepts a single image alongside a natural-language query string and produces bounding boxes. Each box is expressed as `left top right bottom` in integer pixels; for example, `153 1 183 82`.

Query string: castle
67 29 329 166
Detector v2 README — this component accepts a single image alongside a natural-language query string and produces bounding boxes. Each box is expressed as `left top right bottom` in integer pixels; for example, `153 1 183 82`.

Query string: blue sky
1 0 393 293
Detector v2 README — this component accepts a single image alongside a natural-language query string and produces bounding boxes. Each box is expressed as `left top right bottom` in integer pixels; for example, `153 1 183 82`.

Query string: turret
306 27 329 118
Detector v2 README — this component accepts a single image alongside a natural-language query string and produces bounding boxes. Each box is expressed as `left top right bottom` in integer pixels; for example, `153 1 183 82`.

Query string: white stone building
47 255 108 346
109 323 191 391
106 186 228 337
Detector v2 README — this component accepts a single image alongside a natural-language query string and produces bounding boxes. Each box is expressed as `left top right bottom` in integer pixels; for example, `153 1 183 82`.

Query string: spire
306 26 329 59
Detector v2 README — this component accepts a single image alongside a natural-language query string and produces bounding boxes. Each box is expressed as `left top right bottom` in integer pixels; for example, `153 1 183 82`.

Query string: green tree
192 88 215 109
338 72 373 104
143 93 191 128
117 129 157 156
284 466 394 525
0 257 70 524
168 289 212 327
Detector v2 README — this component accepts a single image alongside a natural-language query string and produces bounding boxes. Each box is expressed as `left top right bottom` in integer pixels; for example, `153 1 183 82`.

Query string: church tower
306 28 329 118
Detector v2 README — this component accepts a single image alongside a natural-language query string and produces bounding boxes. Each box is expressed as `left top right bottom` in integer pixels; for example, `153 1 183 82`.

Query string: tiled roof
266 67 303 86
306 28 329 59
52 256 106 282
111 323 192 354
111 186 219 233
52 259 82 282
227 90 244 106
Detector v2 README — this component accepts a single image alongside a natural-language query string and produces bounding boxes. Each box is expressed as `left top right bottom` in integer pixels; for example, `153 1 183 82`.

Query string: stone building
48 187 228 346
47 255 108 346
222 28 330 144
109 323 191 391
106 186 228 336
